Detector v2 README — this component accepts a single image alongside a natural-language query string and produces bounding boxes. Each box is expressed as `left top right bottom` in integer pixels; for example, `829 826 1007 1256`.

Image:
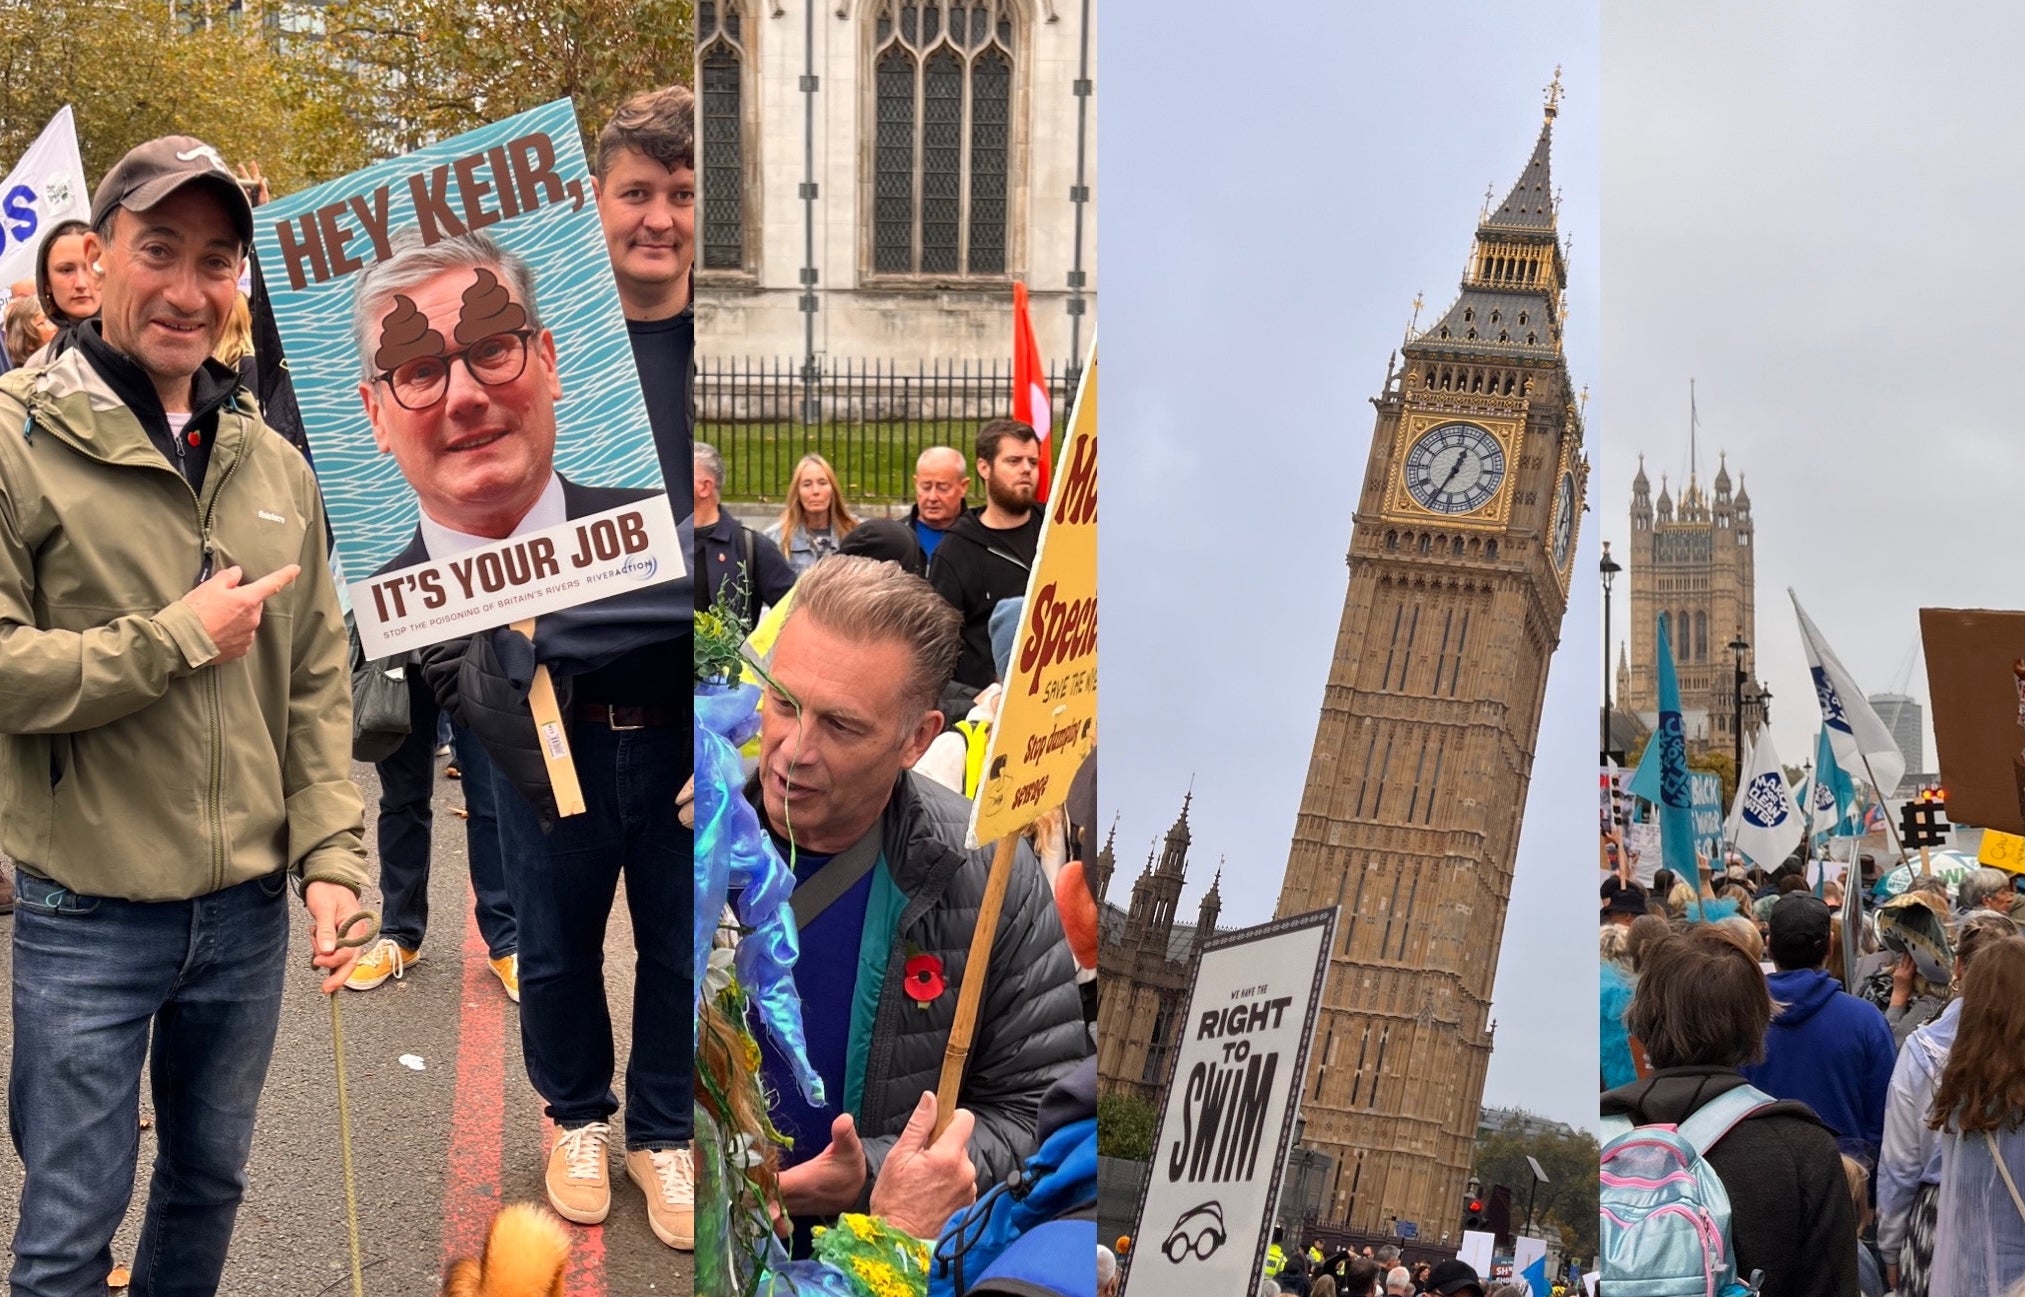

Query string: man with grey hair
1956 866 2022 924
907 444 969 561
1385 1265 1414 1294
353 229 657 577
746 555 1086 1257
694 438 793 621
1096 1244 1119 1297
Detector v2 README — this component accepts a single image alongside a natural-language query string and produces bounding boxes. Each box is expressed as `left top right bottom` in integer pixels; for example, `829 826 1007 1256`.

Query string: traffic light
1901 792 1950 849
1462 1193 1488 1231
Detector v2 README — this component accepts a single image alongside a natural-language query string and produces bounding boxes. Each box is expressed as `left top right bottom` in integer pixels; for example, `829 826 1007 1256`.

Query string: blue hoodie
1741 967 1896 1163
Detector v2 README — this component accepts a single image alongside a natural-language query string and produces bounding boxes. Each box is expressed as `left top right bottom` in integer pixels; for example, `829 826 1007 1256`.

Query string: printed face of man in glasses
357 258 562 544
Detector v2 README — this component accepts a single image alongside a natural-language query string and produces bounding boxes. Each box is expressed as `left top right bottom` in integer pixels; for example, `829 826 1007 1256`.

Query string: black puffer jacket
1603 1066 1858 1297
825 770 1089 1201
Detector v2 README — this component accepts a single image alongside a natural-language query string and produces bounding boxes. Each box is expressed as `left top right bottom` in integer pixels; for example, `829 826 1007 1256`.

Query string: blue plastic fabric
694 681 826 1108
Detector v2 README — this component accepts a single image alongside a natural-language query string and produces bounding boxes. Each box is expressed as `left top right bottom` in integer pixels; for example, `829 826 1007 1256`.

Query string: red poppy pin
903 953 945 1008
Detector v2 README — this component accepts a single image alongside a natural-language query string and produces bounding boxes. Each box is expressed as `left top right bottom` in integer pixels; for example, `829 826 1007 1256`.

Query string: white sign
1119 909 1335 1297
1458 1229 1496 1274
0 108 90 289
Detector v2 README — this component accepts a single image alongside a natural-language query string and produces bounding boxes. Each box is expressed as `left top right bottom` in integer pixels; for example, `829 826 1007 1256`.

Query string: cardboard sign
0 108 89 287
1981 829 2025 874
965 343 1097 848
252 99 681 656
1919 608 2025 835
1120 909 1335 1297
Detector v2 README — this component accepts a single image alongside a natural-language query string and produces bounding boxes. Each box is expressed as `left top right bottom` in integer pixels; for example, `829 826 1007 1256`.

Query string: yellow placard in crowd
965 343 1099 849
1980 828 2025 874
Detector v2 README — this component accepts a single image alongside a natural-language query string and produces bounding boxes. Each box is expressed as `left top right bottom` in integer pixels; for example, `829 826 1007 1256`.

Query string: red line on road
442 884 508 1272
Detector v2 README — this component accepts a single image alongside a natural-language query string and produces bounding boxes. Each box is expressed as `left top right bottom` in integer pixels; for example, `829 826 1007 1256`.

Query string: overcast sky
1598 2 2025 786
1104 4 1601 1131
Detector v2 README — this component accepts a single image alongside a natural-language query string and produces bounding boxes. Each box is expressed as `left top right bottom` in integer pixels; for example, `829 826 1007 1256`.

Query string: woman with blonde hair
3 297 54 368
766 453 858 576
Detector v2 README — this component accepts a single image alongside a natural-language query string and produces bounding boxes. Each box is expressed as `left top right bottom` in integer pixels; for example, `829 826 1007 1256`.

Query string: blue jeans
491 719 691 1148
8 870 291 1297
373 676 516 958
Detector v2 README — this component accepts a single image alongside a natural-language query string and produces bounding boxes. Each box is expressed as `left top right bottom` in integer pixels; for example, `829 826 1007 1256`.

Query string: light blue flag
1809 724 1858 839
1627 720 1662 804
1522 1256 1550 1297
1654 620 1700 887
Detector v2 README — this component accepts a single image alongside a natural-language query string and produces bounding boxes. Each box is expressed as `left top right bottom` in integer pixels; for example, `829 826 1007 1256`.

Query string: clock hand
1439 453 1467 491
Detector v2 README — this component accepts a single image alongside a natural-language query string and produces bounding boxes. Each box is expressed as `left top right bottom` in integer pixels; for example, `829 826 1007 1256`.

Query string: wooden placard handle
933 834 1018 1138
511 618 586 817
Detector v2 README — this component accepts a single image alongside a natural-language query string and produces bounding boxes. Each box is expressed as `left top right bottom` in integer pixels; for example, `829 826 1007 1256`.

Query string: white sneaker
625 1146 694 1250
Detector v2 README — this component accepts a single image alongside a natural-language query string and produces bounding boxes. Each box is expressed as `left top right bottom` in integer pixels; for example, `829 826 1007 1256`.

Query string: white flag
1726 729 1804 868
1791 590 1907 799
0 108 91 289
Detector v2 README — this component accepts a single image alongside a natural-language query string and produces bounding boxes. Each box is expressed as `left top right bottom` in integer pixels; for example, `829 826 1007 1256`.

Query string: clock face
1552 471 1576 570
1404 422 1506 516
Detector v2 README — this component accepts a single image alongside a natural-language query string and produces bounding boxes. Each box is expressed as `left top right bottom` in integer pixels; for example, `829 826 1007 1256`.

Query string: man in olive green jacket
0 137 369 1297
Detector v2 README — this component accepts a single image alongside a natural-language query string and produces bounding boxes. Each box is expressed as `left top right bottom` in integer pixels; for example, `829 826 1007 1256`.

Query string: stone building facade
695 0 1096 363
1621 451 1762 755
1094 797 1221 1110
1271 95 1586 1243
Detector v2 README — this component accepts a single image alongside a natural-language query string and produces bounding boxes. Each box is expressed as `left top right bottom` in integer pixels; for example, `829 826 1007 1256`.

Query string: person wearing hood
1877 911 2017 1297
928 419 1043 692
1739 894 1895 1169
1602 927 1858 1296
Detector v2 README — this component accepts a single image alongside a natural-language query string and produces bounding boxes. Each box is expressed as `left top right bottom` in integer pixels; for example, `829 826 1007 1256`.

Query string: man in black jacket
746 556 1087 1256
929 419 1043 691
695 439 794 622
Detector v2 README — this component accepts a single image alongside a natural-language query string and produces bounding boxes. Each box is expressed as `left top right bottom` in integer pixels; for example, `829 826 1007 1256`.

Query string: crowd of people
1254 1237 1508 1297
690 411 1098 1296
0 83 695 1296
1601 838 2025 1296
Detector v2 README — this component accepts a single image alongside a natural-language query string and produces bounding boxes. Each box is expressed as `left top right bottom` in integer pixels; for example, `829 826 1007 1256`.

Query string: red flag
1011 281 1052 502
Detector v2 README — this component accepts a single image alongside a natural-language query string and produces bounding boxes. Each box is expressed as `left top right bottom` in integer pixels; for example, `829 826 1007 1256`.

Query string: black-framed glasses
375 329 535 411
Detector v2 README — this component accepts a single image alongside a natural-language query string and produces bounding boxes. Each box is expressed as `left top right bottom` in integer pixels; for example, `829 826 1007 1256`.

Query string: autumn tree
1472 1115 1600 1263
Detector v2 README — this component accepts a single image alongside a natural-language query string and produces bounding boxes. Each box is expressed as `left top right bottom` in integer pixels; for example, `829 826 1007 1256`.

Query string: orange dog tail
441 1204 573 1297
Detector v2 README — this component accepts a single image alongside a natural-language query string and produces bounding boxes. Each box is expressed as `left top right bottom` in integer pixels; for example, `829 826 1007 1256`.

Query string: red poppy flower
903 953 945 1004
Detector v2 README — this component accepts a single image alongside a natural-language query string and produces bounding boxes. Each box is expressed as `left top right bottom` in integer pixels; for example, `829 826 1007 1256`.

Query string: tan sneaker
344 938 419 991
546 1122 612 1224
625 1147 694 1250
489 953 520 1003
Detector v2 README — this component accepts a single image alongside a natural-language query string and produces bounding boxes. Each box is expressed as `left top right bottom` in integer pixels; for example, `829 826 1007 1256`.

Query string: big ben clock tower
1274 81 1586 1242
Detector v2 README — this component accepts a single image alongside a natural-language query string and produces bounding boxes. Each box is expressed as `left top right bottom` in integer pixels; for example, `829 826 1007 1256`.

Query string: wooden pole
512 618 586 817
933 835 1019 1138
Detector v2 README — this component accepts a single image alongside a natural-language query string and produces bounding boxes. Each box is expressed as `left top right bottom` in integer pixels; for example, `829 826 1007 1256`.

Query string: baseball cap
90 137 255 246
1768 893 1833 953
1426 1259 1485 1296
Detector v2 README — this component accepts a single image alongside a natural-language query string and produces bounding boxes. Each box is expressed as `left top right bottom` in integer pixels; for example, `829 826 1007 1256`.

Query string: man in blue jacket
1741 893 1895 1166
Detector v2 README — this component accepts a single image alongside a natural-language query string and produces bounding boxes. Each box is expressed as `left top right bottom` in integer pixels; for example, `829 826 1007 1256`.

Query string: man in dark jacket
1739 894 1895 1166
929 419 1043 690
695 439 794 623
747 555 1087 1257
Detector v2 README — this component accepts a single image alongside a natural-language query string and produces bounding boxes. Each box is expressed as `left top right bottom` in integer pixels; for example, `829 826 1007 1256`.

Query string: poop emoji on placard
373 295 445 373
456 267 527 343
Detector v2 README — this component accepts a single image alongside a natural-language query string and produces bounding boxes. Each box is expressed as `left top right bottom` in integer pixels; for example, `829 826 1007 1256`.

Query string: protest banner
251 98 681 657
0 108 90 288
1920 608 2025 835
1689 771 1724 861
934 339 1096 1133
1120 909 1335 1297
966 341 1097 849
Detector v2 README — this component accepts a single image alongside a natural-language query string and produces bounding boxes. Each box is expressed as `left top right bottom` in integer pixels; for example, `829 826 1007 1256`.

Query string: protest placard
251 98 681 656
1120 909 1335 1297
965 343 1097 849
0 108 90 288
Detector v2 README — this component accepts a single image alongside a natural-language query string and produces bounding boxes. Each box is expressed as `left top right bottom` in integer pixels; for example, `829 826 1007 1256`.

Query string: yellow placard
1980 828 2025 875
965 342 1098 848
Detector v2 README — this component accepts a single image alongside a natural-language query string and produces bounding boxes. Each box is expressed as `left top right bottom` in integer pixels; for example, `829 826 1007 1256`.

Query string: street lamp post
1601 543 1621 762
1730 633 1750 784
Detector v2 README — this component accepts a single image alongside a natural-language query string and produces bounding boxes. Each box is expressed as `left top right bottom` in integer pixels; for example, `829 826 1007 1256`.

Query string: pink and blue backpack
1599 1085 1773 1296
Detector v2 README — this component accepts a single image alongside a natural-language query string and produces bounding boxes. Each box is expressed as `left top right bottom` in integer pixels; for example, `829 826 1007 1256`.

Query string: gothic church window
699 0 751 272
871 0 1019 276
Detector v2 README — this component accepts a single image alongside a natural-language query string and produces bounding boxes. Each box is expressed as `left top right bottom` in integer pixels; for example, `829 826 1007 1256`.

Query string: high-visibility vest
1265 1243 1286 1277
954 717 992 798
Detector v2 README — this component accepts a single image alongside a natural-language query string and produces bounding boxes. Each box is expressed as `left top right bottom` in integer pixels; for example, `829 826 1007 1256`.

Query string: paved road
0 757 692 1295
